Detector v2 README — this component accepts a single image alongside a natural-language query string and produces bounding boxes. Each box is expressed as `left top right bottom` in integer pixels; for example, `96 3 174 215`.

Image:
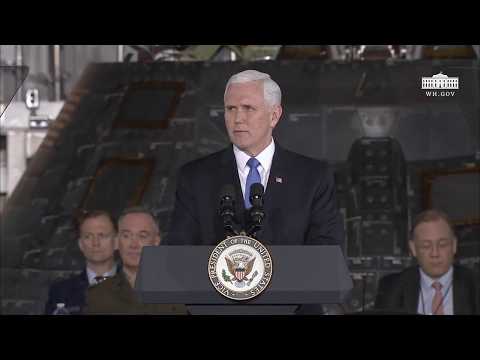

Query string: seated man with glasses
45 210 119 314
375 209 479 315
85 206 188 315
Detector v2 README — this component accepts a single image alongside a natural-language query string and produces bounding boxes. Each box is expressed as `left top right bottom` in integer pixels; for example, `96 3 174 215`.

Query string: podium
135 245 353 315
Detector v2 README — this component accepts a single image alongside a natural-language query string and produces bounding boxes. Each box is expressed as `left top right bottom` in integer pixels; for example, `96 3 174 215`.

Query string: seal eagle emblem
208 235 273 300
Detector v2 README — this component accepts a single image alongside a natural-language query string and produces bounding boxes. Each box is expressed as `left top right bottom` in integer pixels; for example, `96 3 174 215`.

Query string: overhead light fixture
29 116 50 129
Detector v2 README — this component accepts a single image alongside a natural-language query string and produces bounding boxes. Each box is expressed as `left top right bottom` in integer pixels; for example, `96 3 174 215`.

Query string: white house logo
208 235 273 300
421 72 459 97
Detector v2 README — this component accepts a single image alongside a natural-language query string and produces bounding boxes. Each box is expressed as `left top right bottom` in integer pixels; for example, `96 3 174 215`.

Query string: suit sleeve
374 276 391 310
305 165 345 249
44 283 59 315
374 273 404 311
165 165 202 245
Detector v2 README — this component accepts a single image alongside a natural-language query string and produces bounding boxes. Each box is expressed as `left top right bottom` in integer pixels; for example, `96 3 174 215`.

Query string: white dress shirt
86 264 117 286
417 266 454 315
233 138 275 200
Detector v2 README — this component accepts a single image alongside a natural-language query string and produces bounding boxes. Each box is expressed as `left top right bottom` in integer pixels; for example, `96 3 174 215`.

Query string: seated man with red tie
45 210 119 314
375 209 479 315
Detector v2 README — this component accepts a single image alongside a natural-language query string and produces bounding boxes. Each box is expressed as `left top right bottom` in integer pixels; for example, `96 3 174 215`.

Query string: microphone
219 184 238 237
250 183 264 208
248 183 265 237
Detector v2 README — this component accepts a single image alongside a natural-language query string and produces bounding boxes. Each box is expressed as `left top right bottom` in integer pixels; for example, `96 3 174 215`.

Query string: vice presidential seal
208 235 273 300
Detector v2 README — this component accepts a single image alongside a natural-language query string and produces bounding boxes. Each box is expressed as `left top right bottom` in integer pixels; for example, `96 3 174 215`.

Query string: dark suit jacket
45 270 89 314
85 271 188 315
166 144 344 247
375 265 479 315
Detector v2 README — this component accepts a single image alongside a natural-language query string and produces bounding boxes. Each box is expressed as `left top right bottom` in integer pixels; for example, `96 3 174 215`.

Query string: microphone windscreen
250 183 264 198
220 184 236 201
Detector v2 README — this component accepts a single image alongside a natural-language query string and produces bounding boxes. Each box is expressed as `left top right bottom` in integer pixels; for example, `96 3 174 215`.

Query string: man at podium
167 69 344 248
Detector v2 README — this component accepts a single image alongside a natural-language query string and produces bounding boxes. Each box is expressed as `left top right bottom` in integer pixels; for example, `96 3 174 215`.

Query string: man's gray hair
224 69 282 107
118 206 160 235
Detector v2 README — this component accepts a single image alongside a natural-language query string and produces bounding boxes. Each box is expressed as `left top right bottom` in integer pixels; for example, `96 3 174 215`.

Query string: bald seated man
375 209 479 315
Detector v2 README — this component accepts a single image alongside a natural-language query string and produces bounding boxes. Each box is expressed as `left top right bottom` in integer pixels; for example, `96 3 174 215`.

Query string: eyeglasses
417 239 453 253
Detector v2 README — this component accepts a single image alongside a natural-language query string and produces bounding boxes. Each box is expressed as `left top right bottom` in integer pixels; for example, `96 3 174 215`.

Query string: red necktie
431 281 444 315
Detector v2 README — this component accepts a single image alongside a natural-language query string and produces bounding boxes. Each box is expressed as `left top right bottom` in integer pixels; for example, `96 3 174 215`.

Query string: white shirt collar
233 138 275 173
419 265 453 290
86 264 117 285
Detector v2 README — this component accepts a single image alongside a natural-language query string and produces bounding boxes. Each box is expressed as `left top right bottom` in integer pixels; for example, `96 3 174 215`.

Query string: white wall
1 101 63 194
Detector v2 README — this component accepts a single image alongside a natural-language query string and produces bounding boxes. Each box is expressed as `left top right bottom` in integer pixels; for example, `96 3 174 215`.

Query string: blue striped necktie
245 157 261 209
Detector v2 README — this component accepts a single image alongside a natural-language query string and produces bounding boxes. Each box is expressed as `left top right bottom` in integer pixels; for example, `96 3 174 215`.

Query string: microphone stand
220 204 239 238
219 186 240 238
247 184 266 239
248 205 265 239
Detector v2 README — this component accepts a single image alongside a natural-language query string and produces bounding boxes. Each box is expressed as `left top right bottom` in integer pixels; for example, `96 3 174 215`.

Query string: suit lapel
218 148 246 232
257 145 288 244
403 266 469 315
79 269 88 286
403 267 420 314
218 144 289 243
452 266 469 315
113 272 136 306
74 269 89 292
75 269 89 308
264 145 288 201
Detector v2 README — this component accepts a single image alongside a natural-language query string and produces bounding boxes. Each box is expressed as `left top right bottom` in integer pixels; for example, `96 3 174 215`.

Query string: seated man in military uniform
86 206 188 315
45 210 119 314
